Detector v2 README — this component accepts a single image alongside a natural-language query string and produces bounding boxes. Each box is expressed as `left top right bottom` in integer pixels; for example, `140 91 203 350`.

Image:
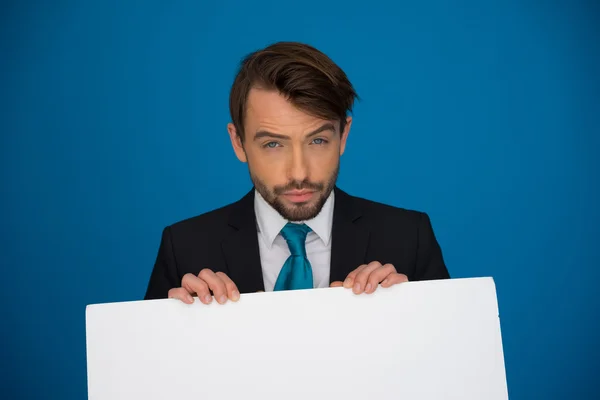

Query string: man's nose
288 147 309 183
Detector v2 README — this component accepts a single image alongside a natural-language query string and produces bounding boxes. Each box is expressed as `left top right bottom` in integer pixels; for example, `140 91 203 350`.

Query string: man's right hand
167 269 240 305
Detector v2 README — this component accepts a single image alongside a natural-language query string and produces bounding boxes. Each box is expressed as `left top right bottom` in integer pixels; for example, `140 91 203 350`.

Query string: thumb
329 281 344 288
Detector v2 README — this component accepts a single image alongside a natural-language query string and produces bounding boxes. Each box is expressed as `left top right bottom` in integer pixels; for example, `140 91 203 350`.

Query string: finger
381 273 409 288
343 264 368 288
182 273 212 304
330 281 344 288
168 287 194 304
364 263 397 294
353 261 383 294
198 269 228 304
215 272 240 302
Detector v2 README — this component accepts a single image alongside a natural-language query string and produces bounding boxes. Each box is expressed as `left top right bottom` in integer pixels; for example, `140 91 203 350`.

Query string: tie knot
280 223 311 256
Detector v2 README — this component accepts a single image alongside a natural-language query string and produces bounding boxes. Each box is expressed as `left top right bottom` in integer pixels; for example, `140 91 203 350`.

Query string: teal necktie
274 223 313 291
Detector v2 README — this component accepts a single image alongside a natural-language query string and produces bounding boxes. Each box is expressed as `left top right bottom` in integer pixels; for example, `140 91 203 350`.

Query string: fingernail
365 283 372 292
219 295 227 304
232 291 240 301
353 283 361 292
187 295 194 303
204 295 212 303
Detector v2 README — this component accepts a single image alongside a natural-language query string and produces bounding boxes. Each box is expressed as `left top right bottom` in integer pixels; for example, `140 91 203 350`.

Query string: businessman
144 41 450 304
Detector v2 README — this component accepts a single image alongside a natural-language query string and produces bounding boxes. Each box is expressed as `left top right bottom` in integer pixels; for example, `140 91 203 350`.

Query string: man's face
227 88 351 221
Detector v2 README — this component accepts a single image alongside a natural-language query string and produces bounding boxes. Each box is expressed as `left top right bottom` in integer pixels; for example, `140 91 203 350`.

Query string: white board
85 277 508 399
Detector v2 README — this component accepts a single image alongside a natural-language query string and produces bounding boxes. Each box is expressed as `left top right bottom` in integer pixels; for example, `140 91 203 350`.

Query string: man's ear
340 116 352 156
227 123 247 163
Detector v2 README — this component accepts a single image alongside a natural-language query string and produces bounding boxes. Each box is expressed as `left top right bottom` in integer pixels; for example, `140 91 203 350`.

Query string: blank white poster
85 277 508 399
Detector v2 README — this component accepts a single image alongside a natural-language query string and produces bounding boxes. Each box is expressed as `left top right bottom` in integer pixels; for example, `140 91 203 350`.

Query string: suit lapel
329 187 370 283
221 190 265 293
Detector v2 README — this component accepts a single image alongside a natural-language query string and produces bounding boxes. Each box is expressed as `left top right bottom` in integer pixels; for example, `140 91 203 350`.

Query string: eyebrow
253 122 336 141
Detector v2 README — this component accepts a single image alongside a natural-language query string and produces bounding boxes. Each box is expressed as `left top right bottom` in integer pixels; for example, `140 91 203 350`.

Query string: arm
332 211 450 292
144 226 180 300
414 212 450 281
144 226 240 304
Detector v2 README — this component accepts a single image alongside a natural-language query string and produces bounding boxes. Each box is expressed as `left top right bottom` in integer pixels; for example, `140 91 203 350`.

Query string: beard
250 162 339 222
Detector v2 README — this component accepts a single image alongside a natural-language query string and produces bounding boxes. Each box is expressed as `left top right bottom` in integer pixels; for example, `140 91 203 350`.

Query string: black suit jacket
144 187 450 299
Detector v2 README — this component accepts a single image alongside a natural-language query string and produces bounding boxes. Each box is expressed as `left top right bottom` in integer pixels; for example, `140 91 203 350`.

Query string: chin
277 199 322 222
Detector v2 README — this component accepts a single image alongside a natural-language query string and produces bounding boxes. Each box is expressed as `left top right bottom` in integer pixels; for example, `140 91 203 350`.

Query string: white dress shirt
254 189 334 291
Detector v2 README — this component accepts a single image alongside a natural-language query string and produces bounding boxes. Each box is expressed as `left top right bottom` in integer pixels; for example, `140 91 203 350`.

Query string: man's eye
312 138 328 145
264 142 280 148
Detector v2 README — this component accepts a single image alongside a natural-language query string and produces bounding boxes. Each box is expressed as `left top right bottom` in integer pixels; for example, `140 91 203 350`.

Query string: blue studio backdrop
1 1 598 399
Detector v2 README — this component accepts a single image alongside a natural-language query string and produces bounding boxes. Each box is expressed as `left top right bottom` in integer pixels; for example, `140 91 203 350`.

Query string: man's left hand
330 261 408 294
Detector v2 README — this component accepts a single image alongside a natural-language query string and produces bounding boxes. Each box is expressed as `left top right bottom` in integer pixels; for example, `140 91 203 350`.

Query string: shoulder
164 190 254 241
334 188 437 241
168 203 235 234
336 188 427 225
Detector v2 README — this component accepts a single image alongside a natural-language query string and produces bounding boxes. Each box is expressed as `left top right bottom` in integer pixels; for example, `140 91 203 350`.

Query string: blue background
1 1 598 398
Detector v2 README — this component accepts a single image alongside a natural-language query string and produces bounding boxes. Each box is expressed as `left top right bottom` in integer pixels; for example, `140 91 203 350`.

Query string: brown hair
229 41 358 141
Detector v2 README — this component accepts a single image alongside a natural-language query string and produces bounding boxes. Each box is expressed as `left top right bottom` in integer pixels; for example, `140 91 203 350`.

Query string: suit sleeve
414 212 450 281
144 226 181 300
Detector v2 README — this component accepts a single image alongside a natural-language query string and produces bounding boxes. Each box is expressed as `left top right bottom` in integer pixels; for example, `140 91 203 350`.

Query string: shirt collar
254 189 335 249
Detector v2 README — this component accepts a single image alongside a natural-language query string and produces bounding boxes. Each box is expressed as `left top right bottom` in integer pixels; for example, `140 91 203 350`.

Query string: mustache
273 180 324 195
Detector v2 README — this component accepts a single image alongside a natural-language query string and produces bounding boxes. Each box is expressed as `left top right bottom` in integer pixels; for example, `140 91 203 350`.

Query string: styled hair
229 41 358 141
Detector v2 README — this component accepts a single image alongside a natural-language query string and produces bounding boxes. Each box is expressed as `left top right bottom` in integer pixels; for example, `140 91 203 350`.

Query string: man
144 41 449 305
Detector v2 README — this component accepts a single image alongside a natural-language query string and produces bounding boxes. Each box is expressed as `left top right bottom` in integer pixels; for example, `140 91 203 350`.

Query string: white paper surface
85 277 508 400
